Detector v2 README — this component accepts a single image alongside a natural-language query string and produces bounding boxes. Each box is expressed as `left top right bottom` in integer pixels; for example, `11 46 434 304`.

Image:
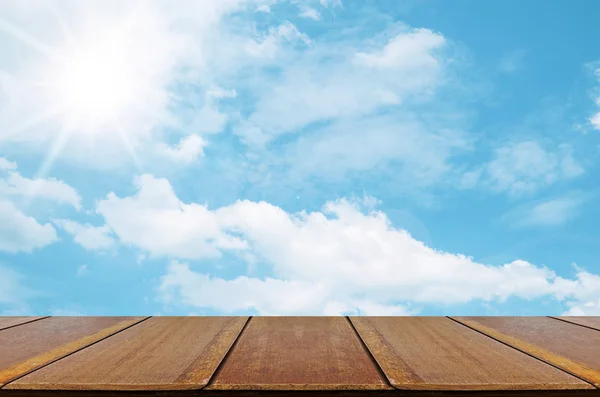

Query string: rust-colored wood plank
0 317 48 331
6 317 248 391
0 317 146 387
350 316 592 391
550 316 600 332
205 317 391 391
452 316 600 388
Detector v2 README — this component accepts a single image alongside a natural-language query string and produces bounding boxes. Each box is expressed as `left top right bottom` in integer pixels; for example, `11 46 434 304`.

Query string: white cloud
591 111 600 130
0 171 81 209
556 268 600 316
244 21 311 59
0 200 57 253
255 5 271 13
90 174 599 315
96 174 247 259
503 195 588 228
53 219 116 251
236 26 448 148
320 0 342 7
464 141 583 196
283 115 468 186
355 28 445 70
157 134 207 164
0 157 17 171
299 7 321 20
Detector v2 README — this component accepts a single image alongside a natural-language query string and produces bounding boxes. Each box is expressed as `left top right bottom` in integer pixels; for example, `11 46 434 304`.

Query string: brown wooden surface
6 317 249 391
0 317 146 387
451 316 600 388
206 317 391 391
350 316 593 391
550 316 600 331
0 317 47 331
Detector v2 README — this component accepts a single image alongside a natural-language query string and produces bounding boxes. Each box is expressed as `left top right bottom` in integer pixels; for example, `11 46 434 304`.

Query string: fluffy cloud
354 28 445 71
93 174 599 315
52 219 115 251
0 157 17 171
555 268 600 316
299 7 321 20
235 26 448 146
0 169 81 209
157 134 207 164
96 175 247 259
0 200 57 253
461 141 583 196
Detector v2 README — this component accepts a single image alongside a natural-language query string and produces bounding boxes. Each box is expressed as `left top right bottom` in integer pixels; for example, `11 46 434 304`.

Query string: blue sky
0 0 599 316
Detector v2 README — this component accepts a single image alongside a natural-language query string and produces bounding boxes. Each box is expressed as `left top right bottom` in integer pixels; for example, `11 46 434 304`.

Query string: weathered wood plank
6 317 248 391
0 317 146 387
0 317 48 331
206 317 391 391
451 316 600 388
351 316 592 391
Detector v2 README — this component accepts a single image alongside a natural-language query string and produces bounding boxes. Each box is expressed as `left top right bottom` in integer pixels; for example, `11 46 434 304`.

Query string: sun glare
47 37 138 133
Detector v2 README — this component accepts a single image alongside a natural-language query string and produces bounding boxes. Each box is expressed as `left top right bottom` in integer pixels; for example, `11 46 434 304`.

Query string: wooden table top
0 316 598 397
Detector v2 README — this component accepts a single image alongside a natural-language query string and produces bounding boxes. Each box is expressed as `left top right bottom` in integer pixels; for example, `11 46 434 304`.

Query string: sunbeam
0 3 164 170
22 125 72 210
0 18 55 56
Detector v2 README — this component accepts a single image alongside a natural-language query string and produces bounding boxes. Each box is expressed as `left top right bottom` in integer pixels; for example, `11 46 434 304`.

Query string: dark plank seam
0 317 152 389
0 317 51 332
446 316 598 389
547 316 600 332
203 316 253 389
345 317 394 388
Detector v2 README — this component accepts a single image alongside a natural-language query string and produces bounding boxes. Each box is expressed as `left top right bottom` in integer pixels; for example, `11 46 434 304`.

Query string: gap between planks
344 317 393 389
0 317 51 332
203 316 253 389
547 316 600 332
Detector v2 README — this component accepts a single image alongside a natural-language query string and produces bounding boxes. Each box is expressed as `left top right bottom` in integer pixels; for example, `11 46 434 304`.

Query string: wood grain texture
0 317 48 331
206 317 391 391
6 317 248 391
0 317 146 387
451 316 600 388
549 316 600 331
350 316 592 391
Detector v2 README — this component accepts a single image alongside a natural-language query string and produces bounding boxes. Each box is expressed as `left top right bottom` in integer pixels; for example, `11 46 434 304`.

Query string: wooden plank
6 317 248 391
452 316 600 388
0 317 48 331
350 316 592 391
550 316 600 332
0 316 146 387
205 317 391 391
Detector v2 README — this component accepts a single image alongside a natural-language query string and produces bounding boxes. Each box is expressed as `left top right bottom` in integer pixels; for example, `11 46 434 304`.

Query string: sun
0 4 171 175
43 33 139 135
